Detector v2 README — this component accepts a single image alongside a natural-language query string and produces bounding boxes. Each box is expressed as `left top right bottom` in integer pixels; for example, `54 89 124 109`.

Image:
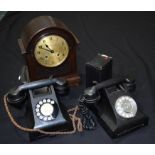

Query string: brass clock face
34 35 69 67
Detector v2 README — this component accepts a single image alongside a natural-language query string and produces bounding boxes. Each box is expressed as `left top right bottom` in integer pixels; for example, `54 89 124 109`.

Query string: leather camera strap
3 94 83 135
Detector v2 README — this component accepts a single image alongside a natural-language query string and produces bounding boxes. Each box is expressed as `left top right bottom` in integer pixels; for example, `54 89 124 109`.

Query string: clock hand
45 44 54 53
39 46 54 53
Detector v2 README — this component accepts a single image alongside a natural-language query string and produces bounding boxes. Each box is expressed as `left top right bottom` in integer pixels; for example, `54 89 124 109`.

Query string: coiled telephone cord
3 94 83 135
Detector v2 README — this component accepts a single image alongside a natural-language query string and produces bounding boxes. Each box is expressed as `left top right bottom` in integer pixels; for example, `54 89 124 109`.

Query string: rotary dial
115 96 137 118
34 35 69 67
35 98 58 121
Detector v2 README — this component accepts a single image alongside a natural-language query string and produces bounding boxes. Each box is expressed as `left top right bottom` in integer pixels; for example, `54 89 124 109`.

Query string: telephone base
26 98 73 141
28 121 73 141
86 77 149 138
97 112 148 138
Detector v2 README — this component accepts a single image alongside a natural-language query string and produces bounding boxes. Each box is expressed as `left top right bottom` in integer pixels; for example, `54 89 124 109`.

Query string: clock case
18 16 80 86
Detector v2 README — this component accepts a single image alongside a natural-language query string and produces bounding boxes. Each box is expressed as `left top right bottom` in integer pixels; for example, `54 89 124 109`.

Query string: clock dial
34 35 69 67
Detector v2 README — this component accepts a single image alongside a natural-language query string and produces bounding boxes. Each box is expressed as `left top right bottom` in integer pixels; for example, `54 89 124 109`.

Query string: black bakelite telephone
4 70 80 141
79 76 148 138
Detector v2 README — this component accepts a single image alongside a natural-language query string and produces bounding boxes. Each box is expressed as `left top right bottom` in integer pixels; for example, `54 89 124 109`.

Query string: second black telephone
80 76 148 138
6 74 72 141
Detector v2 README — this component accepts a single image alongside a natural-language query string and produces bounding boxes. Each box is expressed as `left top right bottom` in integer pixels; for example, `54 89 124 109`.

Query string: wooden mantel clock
18 16 80 86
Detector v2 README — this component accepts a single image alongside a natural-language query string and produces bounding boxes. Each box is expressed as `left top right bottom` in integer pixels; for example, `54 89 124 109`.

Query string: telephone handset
7 77 69 107
5 77 75 141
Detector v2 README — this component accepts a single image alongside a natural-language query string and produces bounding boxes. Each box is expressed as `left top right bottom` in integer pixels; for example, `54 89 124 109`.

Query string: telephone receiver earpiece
123 77 136 92
83 87 101 105
54 79 69 95
6 77 68 107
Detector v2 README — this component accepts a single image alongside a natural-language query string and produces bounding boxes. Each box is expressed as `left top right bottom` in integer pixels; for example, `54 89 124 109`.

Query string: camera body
86 54 112 87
